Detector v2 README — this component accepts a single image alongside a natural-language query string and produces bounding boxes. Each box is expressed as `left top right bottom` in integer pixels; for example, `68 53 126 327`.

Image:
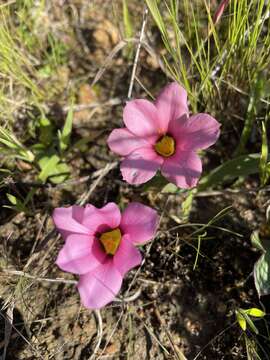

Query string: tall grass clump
146 0 270 116
0 1 73 185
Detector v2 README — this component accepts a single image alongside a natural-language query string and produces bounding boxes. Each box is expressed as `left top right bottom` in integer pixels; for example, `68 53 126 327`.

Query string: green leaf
193 232 207 270
244 308 265 317
266 162 270 179
6 193 28 213
236 310 246 331
254 249 270 297
59 102 73 152
236 309 260 334
244 315 259 335
6 193 18 206
39 116 54 146
253 238 270 297
49 162 70 184
122 0 133 39
0 127 22 149
260 121 269 185
235 73 265 156
0 127 34 162
182 189 196 220
251 230 265 252
122 0 134 58
38 154 60 182
161 182 179 193
145 0 167 39
24 188 36 206
38 154 70 184
199 153 270 190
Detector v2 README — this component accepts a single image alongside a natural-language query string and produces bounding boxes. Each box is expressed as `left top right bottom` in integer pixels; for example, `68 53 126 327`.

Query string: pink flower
53 202 158 309
108 82 220 188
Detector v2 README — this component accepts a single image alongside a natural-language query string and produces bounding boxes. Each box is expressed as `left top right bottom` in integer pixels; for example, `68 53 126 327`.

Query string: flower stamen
155 135 175 157
100 228 121 255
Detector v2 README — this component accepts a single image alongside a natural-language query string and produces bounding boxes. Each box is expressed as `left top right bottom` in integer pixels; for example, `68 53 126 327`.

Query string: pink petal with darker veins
123 99 162 137
77 259 123 309
120 146 163 185
107 128 151 156
82 203 121 234
161 151 202 188
169 113 220 151
155 82 188 132
113 234 142 276
120 203 159 245
56 234 106 275
52 206 91 239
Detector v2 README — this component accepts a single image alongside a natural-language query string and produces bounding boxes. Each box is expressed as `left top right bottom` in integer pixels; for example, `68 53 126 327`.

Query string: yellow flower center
100 228 121 255
154 135 175 157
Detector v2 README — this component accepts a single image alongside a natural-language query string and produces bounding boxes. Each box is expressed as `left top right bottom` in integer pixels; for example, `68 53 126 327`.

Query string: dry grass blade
155 307 188 360
0 311 42 357
2 302 14 360
78 161 118 206
91 40 129 87
89 310 103 360
1 269 78 284
127 6 148 99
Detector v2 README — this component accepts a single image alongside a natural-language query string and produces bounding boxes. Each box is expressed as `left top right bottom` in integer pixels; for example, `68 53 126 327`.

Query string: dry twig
127 6 148 99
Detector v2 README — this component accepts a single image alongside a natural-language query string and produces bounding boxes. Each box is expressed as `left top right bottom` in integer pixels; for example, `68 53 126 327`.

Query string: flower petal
169 113 220 151
155 82 188 131
56 235 106 275
113 234 142 275
120 202 159 245
82 203 121 234
52 206 91 239
120 146 163 185
77 259 122 309
107 128 150 156
123 99 162 137
161 151 202 188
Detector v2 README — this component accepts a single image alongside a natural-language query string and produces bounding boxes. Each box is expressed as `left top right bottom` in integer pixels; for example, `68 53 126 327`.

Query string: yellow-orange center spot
100 228 121 255
154 135 175 157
